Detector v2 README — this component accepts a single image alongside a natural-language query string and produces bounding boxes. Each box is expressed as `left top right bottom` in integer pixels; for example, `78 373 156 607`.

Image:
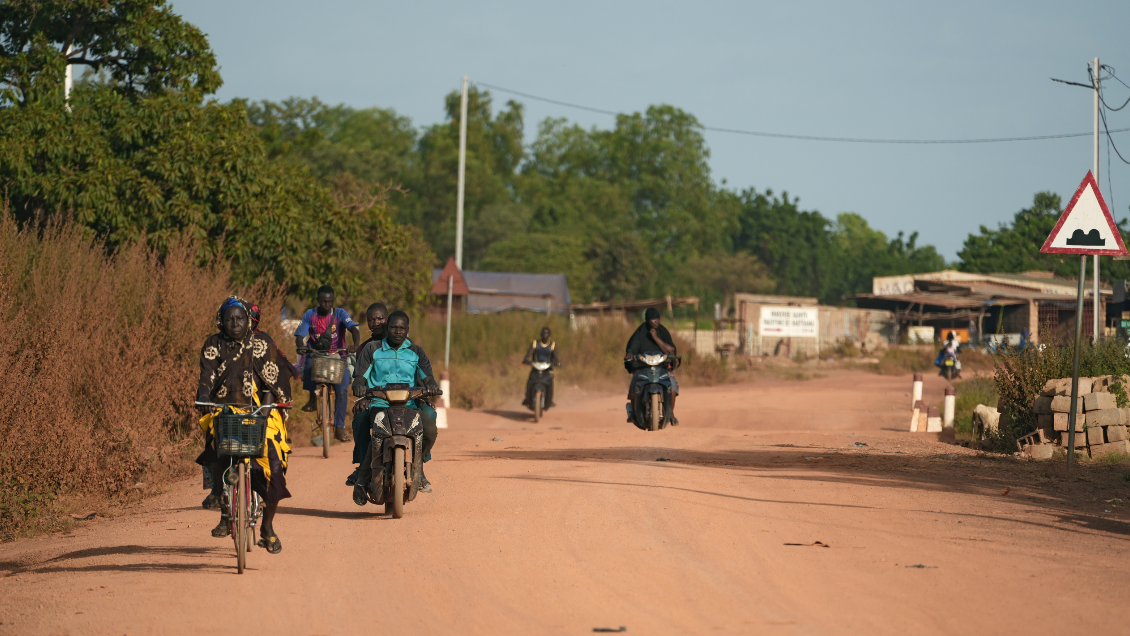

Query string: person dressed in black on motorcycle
522 327 561 409
624 308 679 426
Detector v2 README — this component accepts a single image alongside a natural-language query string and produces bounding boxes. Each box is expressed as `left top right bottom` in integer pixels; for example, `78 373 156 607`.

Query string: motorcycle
627 351 681 431
526 361 553 422
363 383 441 519
937 347 961 380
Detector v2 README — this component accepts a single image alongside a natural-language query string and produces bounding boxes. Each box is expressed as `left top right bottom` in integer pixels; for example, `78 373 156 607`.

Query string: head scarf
216 296 251 335
645 308 661 320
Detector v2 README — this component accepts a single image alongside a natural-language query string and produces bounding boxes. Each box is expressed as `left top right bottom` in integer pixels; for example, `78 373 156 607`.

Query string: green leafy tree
0 0 220 106
479 233 594 302
0 2 432 309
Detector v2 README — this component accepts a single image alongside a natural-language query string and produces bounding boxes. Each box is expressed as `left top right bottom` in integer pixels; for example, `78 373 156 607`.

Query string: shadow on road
483 409 535 423
475 446 1130 539
280 506 386 520
0 544 229 577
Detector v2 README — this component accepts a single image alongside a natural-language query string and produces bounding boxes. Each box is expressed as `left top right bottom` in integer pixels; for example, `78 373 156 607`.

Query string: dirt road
3 369 1130 635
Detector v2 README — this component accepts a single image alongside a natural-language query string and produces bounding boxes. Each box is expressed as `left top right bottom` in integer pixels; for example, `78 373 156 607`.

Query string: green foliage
241 88 945 306
736 190 946 303
958 191 1130 280
953 375 998 441
0 0 221 107
992 338 1130 451
0 5 433 311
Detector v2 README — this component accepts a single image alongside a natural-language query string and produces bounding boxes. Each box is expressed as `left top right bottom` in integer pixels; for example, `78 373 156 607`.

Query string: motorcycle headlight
385 389 410 402
532 362 551 371
641 354 667 366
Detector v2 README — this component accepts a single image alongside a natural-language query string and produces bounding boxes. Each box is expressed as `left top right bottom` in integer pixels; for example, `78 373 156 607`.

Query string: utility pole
444 76 469 369
455 75 468 270
1092 57 1101 340
63 45 73 110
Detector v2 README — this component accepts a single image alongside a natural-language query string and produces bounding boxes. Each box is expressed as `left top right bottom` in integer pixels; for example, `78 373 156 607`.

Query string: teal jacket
362 337 437 419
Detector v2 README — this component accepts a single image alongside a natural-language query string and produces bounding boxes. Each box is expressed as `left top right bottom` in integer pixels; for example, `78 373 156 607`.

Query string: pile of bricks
1030 376 1130 459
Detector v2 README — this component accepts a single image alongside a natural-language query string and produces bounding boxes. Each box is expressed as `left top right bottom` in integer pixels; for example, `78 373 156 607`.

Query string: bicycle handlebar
298 347 348 355
195 401 293 416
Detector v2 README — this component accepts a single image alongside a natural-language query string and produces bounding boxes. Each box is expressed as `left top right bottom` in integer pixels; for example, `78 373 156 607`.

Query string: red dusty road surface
2 369 1130 635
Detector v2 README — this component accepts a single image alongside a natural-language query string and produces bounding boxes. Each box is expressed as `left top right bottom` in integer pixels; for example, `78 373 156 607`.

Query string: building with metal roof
430 258 571 314
850 270 1111 344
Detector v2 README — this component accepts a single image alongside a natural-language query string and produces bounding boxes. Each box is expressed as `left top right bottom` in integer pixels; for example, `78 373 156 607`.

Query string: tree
0 0 220 107
479 233 594 303
0 2 433 308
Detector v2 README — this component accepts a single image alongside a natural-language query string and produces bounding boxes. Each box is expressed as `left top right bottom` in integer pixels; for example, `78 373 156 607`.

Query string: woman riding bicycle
196 296 293 554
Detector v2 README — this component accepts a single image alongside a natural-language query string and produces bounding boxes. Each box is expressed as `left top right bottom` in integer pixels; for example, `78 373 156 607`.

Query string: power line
473 80 1130 145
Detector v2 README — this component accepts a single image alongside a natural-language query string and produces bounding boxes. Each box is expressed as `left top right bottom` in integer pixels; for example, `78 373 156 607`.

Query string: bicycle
196 400 291 574
300 347 348 459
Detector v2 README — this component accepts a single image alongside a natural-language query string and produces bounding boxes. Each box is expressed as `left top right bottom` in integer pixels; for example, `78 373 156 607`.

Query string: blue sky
175 0 1130 260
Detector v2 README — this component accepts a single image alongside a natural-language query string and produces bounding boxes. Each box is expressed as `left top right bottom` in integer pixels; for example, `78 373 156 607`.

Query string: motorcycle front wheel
534 389 544 422
649 393 661 431
391 447 405 519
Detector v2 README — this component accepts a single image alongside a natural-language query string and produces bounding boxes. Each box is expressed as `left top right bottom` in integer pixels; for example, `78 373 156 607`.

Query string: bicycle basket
215 412 268 457
311 354 346 384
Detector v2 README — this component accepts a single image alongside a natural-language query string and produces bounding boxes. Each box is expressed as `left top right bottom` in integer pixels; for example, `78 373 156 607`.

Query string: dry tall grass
408 313 728 409
0 214 283 539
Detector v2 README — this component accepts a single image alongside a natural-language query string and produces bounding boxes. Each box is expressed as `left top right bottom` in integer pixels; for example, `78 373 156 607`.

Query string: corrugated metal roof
430 269 571 314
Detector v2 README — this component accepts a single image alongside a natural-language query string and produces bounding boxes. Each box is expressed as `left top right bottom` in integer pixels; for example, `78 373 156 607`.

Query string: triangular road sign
1041 171 1128 256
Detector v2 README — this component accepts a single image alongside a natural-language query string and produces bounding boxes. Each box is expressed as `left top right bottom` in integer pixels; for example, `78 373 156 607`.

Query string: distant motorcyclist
522 327 561 408
624 308 679 425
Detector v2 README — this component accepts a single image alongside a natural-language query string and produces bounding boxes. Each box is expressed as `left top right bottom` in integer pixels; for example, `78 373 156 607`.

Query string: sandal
301 401 316 413
211 518 230 538
353 484 369 506
202 493 220 510
257 534 282 554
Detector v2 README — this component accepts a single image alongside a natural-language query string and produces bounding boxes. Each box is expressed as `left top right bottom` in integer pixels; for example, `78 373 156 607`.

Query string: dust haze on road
2 369 1129 635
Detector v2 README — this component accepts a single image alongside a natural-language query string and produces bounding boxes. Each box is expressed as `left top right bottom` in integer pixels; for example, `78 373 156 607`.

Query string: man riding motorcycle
522 326 561 409
624 308 679 425
351 311 440 505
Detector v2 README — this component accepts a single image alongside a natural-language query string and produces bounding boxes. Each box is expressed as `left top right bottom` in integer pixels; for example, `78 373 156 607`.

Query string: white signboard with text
759 307 819 338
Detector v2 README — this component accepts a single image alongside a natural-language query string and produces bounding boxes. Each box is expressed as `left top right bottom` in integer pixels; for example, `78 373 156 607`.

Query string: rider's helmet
248 303 262 332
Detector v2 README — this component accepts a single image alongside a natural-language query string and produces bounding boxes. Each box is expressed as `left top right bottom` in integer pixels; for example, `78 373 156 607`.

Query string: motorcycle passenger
522 327 561 408
351 311 440 505
624 308 679 425
345 302 393 486
293 285 361 442
196 297 292 554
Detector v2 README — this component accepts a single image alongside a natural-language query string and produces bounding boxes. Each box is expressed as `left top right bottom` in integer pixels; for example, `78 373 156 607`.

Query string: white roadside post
911 373 923 408
926 405 943 433
943 386 956 430
436 371 450 429
910 400 923 432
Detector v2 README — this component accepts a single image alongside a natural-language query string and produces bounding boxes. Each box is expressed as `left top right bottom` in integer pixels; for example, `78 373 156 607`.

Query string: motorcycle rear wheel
391 447 405 519
534 389 543 422
649 393 660 431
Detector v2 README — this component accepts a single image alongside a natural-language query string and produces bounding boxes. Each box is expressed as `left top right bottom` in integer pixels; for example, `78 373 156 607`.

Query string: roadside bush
991 338 1130 453
0 213 283 539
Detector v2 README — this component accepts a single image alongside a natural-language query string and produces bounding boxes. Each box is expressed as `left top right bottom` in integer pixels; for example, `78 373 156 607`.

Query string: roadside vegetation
0 213 284 540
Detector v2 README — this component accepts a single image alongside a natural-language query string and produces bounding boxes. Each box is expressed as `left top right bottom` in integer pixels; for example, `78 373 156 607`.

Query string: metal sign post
1040 171 1127 469
1066 257 1086 469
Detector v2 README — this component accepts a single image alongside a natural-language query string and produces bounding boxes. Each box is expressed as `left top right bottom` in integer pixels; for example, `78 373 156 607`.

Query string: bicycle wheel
320 386 331 459
235 462 246 574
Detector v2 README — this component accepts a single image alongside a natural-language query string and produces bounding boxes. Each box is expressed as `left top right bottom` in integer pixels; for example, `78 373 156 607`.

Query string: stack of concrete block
1032 375 1130 458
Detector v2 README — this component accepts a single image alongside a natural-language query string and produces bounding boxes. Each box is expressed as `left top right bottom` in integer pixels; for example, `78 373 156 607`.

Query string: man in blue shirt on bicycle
350 311 440 506
293 285 361 442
